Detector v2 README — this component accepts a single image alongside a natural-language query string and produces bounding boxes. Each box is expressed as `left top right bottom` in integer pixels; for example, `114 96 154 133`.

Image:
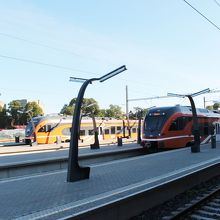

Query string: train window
62 128 71 136
99 127 103 135
104 129 110 134
111 127 116 134
199 122 215 136
117 126 121 131
88 130 94 135
169 117 190 131
47 124 52 131
144 115 166 133
39 123 57 132
216 124 220 134
80 130 85 136
200 123 208 135
132 127 137 133
38 125 46 132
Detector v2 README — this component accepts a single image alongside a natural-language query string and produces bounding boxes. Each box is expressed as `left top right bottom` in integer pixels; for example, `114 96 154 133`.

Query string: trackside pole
211 124 216 149
187 95 200 153
137 110 143 145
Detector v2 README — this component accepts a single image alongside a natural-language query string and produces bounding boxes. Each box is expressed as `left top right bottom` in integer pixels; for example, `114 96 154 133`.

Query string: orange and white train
24 114 138 144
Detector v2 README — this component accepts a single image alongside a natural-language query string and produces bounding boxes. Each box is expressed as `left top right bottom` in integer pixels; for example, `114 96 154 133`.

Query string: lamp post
127 111 132 138
167 88 210 153
67 65 127 182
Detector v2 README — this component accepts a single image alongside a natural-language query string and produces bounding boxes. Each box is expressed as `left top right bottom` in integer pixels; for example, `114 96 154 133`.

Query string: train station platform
0 142 220 220
0 142 139 165
0 138 136 154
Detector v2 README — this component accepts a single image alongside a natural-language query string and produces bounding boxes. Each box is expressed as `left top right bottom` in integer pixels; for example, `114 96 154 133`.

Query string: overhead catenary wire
0 32 83 58
0 54 97 75
183 0 220 31
0 52 164 91
214 0 220 8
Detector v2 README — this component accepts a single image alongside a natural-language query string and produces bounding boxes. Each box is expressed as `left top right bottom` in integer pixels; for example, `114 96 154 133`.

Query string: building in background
0 101 4 108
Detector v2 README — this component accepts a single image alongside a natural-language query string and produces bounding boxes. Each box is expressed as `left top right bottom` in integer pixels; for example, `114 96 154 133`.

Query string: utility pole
126 85 128 116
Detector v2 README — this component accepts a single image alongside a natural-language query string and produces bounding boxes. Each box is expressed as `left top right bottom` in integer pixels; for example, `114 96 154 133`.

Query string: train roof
31 114 72 124
148 105 220 117
31 114 132 124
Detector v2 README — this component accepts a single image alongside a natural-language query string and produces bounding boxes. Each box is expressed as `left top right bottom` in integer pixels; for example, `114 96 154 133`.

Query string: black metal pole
137 110 143 145
90 115 100 149
211 124 216 148
123 119 126 138
67 78 98 182
127 115 131 138
187 95 200 153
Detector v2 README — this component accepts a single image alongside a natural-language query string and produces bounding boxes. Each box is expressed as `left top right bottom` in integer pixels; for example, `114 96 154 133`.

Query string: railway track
164 186 220 220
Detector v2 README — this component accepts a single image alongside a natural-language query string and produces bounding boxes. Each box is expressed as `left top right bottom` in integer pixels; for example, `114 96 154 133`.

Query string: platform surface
0 142 140 166
0 143 220 219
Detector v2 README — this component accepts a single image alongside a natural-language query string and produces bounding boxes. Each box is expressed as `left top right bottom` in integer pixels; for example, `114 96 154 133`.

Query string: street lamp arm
191 88 210 97
98 65 126 82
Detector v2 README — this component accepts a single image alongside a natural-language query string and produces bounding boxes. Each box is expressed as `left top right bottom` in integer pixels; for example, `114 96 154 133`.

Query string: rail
168 187 220 219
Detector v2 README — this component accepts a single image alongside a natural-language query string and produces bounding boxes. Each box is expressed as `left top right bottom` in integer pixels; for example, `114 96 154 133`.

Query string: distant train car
24 114 138 144
141 105 220 151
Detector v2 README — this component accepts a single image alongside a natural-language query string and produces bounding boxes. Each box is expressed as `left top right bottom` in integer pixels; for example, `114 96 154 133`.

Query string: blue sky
0 0 220 114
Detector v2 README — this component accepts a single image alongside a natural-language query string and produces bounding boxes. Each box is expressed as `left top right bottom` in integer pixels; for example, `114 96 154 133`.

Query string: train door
98 126 103 141
215 123 220 141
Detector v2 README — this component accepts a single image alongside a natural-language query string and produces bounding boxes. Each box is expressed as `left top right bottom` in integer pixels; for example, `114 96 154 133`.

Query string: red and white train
141 105 220 150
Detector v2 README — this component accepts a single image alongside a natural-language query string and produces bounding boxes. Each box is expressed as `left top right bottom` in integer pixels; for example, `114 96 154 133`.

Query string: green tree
129 107 153 119
8 100 23 125
213 103 220 110
206 105 213 110
105 104 123 119
61 98 100 116
60 104 74 115
97 109 106 118
25 101 44 118
206 103 220 111
0 104 7 128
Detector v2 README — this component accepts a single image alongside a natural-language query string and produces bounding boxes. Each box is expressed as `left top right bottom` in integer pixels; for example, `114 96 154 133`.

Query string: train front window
25 118 41 136
144 115 166 135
